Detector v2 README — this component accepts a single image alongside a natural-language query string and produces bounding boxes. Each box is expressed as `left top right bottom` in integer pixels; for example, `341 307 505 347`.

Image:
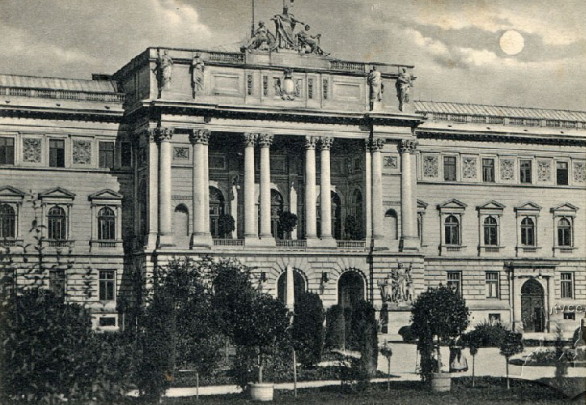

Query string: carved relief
500 158 515 180
72 140 92 165
537 160 551 182
378 264 414 305
573 161 586 183
423 155 439 178
190 53 205 98
462 157 477 179
173 147 190 160
156 49 173 98
274 69 298 100
23 138 42 163
383 155 398 169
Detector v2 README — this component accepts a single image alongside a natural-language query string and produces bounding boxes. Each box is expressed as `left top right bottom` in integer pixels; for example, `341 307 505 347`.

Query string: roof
0 74 119 94
414 101 586 123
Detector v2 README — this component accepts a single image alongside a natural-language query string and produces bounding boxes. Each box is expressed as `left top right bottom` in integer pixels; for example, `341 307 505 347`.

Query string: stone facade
0 42 584 338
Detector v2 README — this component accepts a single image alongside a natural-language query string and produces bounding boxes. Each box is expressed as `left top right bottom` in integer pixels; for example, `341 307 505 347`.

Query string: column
304 136 318 244
258 133 274 241
319 136 336 247
285 265 295 311
364 140 372 244
189 129 212 247
243 133 257 242
400 139 419 251
203 132 211 235
146 129 159 249
289 180 298 240
371 138 385 245
157 127 174 247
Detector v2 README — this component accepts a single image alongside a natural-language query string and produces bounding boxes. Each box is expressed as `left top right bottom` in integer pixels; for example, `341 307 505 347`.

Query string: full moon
499 30 525 56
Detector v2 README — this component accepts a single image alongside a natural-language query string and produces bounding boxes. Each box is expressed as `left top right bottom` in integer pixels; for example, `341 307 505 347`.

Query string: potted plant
278 211 298 239
217 214 235 238
411 286 470 392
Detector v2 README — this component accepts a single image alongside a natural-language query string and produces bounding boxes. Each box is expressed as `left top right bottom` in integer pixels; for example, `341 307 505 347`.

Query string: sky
0 0 584 111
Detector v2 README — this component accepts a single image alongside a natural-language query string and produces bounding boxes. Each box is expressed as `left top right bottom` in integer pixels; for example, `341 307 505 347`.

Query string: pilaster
304 136 318 246
189 128 212 247
399 139 419 252
371 137 385 247
318 136 336 247
156 126 175 247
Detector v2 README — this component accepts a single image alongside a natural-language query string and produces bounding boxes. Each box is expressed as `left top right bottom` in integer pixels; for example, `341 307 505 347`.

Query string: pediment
417 199 428 209
38 187 76 200
0 185 26 199
437 198 467 210
477 200 506 210
515 201 542 211
551 202 579 213
88 189 123 201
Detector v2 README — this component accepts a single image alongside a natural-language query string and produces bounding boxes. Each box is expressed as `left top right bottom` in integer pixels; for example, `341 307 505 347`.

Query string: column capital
400 139 418 154
243 132 257 147
305 136 318 150
371 138 385 151
155 127 174 143
189 128 210 145
145 128 158 143
258 133 274 148
320 136 334 150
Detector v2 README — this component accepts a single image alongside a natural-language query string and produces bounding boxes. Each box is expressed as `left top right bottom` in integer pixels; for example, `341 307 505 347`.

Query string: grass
160 377 584 404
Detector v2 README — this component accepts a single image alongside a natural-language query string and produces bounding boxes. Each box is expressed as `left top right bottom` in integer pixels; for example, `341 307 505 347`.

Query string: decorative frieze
573 161 586 183
537 159 551 182
173 147 190 160
22 138 42 163
462 156 477 179
72 140 92 165
500 158 515 181
423 155 439 178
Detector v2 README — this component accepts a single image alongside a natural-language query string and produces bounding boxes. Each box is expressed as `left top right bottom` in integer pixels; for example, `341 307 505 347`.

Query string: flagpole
251 0 255 37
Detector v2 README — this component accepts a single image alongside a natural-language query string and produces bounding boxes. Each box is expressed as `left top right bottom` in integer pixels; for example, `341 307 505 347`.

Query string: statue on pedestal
296 25 327 55
242 21 277 52
155 49 173 98
395 68 413 112
368 66 383 110
190 53 205 98
271 5 305 50
379 264 414 305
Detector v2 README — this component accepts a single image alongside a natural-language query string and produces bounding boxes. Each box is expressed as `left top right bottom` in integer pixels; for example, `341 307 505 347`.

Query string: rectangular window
519 160 532 184
49 139 65 168
489 313 501 324
99 270 115 301
486 272 499 298
0 137 15 165
443 156 456 181
120 142 132 167
447 271 462 296
482 158 495 182
563 313 575 320
49 270 65 299
561 272 573 299
99 317 116 327
99 142 115 169
556 161 568 185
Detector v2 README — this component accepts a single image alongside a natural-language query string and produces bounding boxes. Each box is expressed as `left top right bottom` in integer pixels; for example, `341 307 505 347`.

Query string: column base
190 233 213 248
145 232 158 250
245 236 276 247
313 236 337 248
400 237 420 252
372 235 389 250
158 234 175 248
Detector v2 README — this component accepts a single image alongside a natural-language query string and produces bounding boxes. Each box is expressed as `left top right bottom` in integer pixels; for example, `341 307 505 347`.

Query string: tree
344 215 363 240
380 342 393 391
499 330 523 389
292 292 325 367
411 286 470 383
278 211 298 239
325 305 346 350
217 214 235 238
467 330 482 387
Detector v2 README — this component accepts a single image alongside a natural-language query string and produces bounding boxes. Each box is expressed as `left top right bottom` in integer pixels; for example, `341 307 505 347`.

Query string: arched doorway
209 187 225 238
521 278 545 333
277 269 306 304
338 271 365 309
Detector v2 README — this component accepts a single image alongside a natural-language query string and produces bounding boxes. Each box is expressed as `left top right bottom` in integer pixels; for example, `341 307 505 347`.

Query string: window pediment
515 201 542 213
437 198 467 212
88 189 123 205
551 202 578 215
417 199 428 210
39 187 76 201
477 200 505 216
0 186 26 202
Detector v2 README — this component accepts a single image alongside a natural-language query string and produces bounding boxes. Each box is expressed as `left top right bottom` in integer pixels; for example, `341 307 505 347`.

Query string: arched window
173 205 189 237
209 187 225 238
444 215 459 245
271 190 284 239
483 216 498 246
520 217 535 246
277 270 306 304
48 206 67 240
557 218 572 247
98 207 116 240
384 209 398 240
0 204 16 239
338 271 365 309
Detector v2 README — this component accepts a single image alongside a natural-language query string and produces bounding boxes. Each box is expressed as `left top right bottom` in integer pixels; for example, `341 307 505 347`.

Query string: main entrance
521 278 545 333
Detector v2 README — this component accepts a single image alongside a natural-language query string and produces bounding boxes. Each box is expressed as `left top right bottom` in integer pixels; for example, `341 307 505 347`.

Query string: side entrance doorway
521 278 545 333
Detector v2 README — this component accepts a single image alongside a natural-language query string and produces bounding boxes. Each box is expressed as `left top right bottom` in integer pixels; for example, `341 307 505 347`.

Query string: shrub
218 214 235 238
292 292 325 367
353 300 378 377
278 211 298 238
325 305 346 349
398 325 417 343
463 320 508 347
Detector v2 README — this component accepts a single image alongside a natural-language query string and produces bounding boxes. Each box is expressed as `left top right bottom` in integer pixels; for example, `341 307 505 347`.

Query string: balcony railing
336 240 366 249
276 239 307 249
47 240 74 248
0 86 125 103
213 238 244 247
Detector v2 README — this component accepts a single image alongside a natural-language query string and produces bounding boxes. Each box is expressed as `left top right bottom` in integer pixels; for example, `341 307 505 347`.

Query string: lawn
161 377 584 404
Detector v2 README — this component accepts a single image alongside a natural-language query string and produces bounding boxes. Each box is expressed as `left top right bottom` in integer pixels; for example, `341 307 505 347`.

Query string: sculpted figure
272 6 304 50
296 25 326 55
190 53 205 98
368 66 383 108
395 68 413 112
156 50 173 97
243 21 277 52
378 274 393 302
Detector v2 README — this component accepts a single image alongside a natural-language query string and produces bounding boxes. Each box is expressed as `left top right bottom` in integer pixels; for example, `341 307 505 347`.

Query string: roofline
415 100 586 116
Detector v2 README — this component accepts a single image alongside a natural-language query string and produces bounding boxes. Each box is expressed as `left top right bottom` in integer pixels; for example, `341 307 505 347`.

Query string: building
0 5 584 338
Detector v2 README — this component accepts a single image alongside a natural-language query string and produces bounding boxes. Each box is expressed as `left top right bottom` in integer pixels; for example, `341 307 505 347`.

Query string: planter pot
430 372 451 392
250 382 274 401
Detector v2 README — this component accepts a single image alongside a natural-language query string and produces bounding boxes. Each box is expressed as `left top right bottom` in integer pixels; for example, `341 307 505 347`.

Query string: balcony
46 240 74 249
276 239 307 250
336 240 367 250
213 239 244 247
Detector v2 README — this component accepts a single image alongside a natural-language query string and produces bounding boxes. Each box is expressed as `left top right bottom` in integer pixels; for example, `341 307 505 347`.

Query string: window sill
90 240 123 249
479 245 502 253
440 245 466 254
0 239 23 247
45 240 75 248
553 246 577 255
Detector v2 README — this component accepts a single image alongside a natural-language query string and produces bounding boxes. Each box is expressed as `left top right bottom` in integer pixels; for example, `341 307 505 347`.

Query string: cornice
415 128 586 146
0 104 124 123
